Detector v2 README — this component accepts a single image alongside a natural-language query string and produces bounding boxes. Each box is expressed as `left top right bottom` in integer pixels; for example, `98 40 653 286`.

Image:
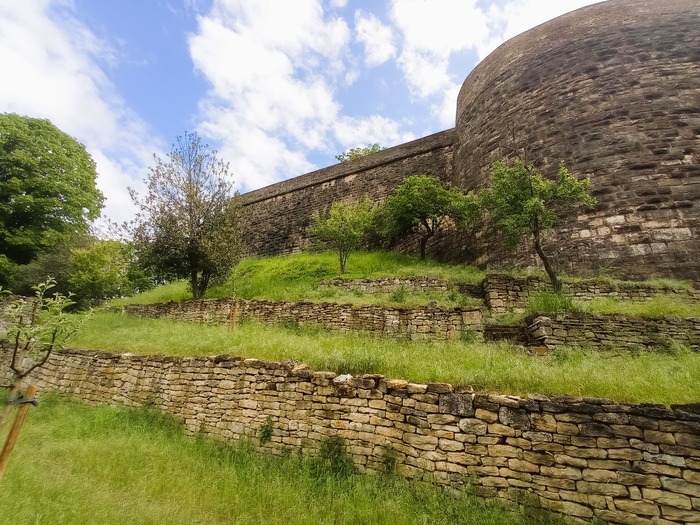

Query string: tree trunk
533 231 561 291
190 271 201 300
0 382 21 436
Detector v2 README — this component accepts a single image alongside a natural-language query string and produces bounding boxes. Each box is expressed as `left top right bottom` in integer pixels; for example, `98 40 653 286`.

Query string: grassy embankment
0 395 558 525
76 251 700 405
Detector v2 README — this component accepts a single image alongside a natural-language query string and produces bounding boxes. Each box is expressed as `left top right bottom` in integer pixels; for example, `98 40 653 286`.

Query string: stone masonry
12 349 700 525
123 298 483 341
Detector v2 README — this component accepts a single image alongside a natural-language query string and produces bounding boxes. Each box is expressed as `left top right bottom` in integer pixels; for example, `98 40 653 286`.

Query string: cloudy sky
0 0 601 224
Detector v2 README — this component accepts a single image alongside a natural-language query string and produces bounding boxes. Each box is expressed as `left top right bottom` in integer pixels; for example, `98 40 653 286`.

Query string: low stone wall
12 348 700 525
123 299 483 341
483 275 699 316
320 277 483 297
526 313 700 351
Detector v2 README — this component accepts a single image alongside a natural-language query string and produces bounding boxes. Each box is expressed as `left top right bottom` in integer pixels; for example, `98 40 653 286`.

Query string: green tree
68 240 151 307
335 144 384 163
129 132 244 300
0 114 104 268
308 199 376 274
478 160 595 291
0 279 85 435
378 175 478 260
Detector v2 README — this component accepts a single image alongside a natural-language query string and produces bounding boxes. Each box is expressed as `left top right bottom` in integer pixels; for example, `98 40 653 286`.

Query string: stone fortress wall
241 0 699 281
11 349 700 525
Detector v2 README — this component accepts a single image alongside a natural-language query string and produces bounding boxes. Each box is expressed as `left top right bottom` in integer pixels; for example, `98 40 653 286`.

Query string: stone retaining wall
12 349 700 525
320 277 483 297
483 275 699 316
525 313 700 351
123 299 483 341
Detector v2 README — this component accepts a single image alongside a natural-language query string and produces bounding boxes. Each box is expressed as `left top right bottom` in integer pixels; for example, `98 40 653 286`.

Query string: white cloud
190 0 410 191
388 0 601 127
0 0 161 225
334 115 415 149
355 11 397 67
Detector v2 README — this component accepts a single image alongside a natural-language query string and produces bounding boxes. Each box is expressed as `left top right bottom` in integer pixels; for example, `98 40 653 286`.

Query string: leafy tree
0 279 85 435
478 160 595 291
68 240 151 307
0 113 104 268
378 175 478 260
308 199 376 274
335 144 384 163
129 132 244 300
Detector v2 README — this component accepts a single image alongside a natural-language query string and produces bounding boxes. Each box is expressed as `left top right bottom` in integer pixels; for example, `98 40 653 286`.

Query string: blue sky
0 0 600 225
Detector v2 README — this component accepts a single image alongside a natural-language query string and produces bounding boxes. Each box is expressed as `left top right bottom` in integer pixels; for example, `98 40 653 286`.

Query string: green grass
110 251 485 307
70 312 700 404
0 395 558 525
584 296 700 318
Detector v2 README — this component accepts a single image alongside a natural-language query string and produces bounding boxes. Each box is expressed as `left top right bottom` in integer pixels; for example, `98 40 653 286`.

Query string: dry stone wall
525 313 700 351
320 276 482 297
123 298 483 341
483 275 700 316
13 349 700 525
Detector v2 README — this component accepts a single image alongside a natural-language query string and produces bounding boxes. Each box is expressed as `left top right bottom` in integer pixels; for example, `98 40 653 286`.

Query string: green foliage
259 415 274 444
526 291 581 314
315 436 356 478
389 285 408 303
478 160 595 290
379 175 479 259
2 396 552 525
380 444 398 475
68 240 152 308
0 278 87 433
584 296 700 318
210 251 484 307
307 199 376 274
129 131 244 299
335 143 384 162
0 113 104 268
72 313 700 404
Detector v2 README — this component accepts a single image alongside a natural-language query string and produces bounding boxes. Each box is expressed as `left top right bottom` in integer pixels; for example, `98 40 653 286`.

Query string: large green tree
308 199 376 274
478 160 595 291
0 114 104 267
378 175 478 259
129 132 244 300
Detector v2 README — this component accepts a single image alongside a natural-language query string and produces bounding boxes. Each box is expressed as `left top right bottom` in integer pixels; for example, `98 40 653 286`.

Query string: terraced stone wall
525 313 700 351
14 349 700 525
122 298 483 341
483 275 700 316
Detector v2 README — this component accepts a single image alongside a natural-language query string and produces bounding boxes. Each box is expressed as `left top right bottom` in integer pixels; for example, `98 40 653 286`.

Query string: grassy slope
72 313 700 405
0 395 556 525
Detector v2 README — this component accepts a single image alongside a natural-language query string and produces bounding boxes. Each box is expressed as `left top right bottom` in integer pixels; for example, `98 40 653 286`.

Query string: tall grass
0 395 557 525
110 251 485 306
70 312 700 404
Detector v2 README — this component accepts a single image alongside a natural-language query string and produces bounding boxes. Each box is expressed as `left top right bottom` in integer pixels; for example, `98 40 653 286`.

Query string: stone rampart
123 298 483 341
12 349 700 525
525 313 700 351
241 130 454 258
237 0 699 281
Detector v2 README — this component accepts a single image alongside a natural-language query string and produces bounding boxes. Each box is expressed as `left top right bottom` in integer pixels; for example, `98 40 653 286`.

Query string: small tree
0 279 83 434
308 199 376 274
335 144 384 163
129 132 244 299
478 160 595 291
379 175 478 259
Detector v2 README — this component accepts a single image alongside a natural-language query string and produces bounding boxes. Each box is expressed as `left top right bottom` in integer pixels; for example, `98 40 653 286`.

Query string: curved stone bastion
241 0 699 281
11 349 700 525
